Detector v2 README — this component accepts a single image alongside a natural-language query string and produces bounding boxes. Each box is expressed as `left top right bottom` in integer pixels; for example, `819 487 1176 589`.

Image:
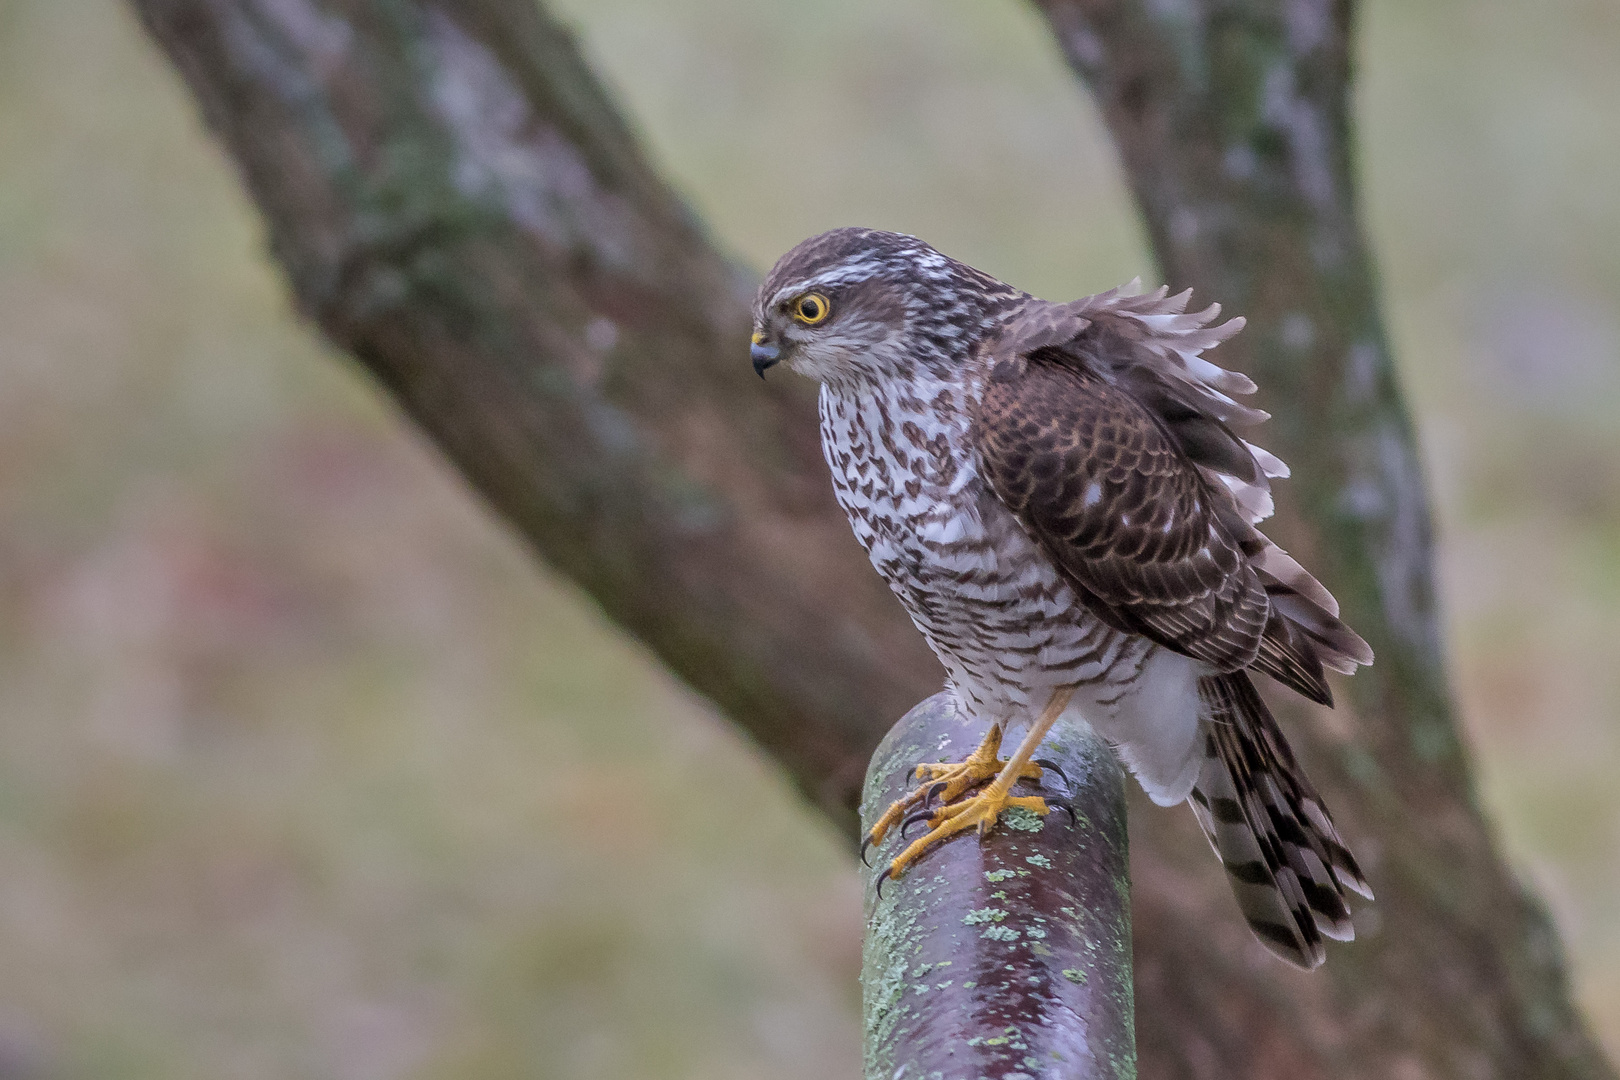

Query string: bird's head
750 228 1019 387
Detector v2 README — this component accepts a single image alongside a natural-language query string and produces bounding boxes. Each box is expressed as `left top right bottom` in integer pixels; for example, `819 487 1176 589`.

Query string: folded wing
971 286 1372 704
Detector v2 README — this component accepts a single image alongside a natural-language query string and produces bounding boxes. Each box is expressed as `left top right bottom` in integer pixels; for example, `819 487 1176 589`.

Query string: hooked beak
750 331 781 378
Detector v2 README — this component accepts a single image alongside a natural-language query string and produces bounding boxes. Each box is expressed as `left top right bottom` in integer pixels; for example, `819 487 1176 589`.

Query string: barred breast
817 376 1151 725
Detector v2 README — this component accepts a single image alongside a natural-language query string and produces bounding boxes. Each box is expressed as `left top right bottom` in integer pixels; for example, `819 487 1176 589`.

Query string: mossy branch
861 694 1133 1080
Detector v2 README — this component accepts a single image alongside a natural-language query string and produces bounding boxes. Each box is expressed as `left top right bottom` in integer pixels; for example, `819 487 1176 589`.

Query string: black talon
876 866 893 899
1046 798 1077 826
900 807 937 838
922 780 949 808
860 834 875 867
1033 758 1069 789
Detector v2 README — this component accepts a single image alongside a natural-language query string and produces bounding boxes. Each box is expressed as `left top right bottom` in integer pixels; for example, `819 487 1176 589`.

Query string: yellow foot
870 687 1078 893
880 788 1053 884
863 725 1052 863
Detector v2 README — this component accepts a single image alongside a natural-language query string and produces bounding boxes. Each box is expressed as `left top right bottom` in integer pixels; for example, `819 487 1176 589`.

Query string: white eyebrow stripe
766 283 805 309
803 256 883 287
767 254 890 309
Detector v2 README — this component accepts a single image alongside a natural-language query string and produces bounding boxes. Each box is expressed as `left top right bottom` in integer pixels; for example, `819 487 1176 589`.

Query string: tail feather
1188 672 1371 968
1241 535 1374 704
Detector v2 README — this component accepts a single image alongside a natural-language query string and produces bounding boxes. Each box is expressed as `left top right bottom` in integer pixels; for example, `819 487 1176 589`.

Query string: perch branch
861 694 1133 1080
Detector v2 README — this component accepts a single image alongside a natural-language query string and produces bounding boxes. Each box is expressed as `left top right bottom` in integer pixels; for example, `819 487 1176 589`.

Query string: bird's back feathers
976 285 1372 702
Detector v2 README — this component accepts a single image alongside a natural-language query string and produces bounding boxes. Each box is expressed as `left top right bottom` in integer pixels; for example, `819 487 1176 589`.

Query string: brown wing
973 352 1273 676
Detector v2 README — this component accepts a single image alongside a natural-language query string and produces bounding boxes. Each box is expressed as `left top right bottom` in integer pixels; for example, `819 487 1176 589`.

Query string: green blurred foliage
0 0 1614 1075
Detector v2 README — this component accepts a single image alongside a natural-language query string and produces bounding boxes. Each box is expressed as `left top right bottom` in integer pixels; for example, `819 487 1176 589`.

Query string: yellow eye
791 293 831 325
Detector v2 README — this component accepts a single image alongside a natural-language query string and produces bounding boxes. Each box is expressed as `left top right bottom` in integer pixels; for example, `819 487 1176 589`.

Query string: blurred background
0 0 1615 1075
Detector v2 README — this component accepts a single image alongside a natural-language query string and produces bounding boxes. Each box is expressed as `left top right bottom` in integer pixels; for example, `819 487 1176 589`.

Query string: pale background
0 0 1615 1076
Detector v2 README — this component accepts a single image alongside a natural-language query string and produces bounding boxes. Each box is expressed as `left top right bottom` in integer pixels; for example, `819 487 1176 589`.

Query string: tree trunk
129 0 1615 1076
1032 2 1613 1076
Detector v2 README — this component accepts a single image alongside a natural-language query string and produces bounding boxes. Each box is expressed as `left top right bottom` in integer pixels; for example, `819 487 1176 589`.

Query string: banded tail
1188 672 1373 968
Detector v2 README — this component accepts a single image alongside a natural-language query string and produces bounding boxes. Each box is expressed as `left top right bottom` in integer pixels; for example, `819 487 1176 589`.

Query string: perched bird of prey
750 228 1374 968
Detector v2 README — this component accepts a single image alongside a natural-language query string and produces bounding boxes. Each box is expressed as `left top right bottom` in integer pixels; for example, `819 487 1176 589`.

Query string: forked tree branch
130 0 1615 1076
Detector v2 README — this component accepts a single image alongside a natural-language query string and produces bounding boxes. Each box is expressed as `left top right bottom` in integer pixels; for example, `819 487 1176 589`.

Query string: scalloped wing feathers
973 286 1372 704
974 357 1276 677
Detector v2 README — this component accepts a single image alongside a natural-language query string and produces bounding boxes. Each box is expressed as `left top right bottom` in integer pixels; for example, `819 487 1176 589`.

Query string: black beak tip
751 341 781 379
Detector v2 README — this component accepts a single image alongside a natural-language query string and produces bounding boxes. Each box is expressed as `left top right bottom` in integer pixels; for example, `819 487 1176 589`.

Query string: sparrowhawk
751 228 1373 968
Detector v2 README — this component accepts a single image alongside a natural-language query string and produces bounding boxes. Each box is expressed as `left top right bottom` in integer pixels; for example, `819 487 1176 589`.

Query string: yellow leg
882 686 1076 882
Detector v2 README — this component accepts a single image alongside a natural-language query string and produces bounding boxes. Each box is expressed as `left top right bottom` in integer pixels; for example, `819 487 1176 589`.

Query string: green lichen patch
1062 968 1088 984
964 907 1008 925
984 869 1017 882
1001 805 1046 832
980 924 1020 942
1024 854 1053 869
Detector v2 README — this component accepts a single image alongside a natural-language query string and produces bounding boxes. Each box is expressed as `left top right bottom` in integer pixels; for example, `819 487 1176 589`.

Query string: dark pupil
801 298 820 318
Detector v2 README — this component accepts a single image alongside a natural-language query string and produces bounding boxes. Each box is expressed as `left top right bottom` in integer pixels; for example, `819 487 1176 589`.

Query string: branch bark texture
861 694 1133 1080
130 0 1615 1077
132 0 943 836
